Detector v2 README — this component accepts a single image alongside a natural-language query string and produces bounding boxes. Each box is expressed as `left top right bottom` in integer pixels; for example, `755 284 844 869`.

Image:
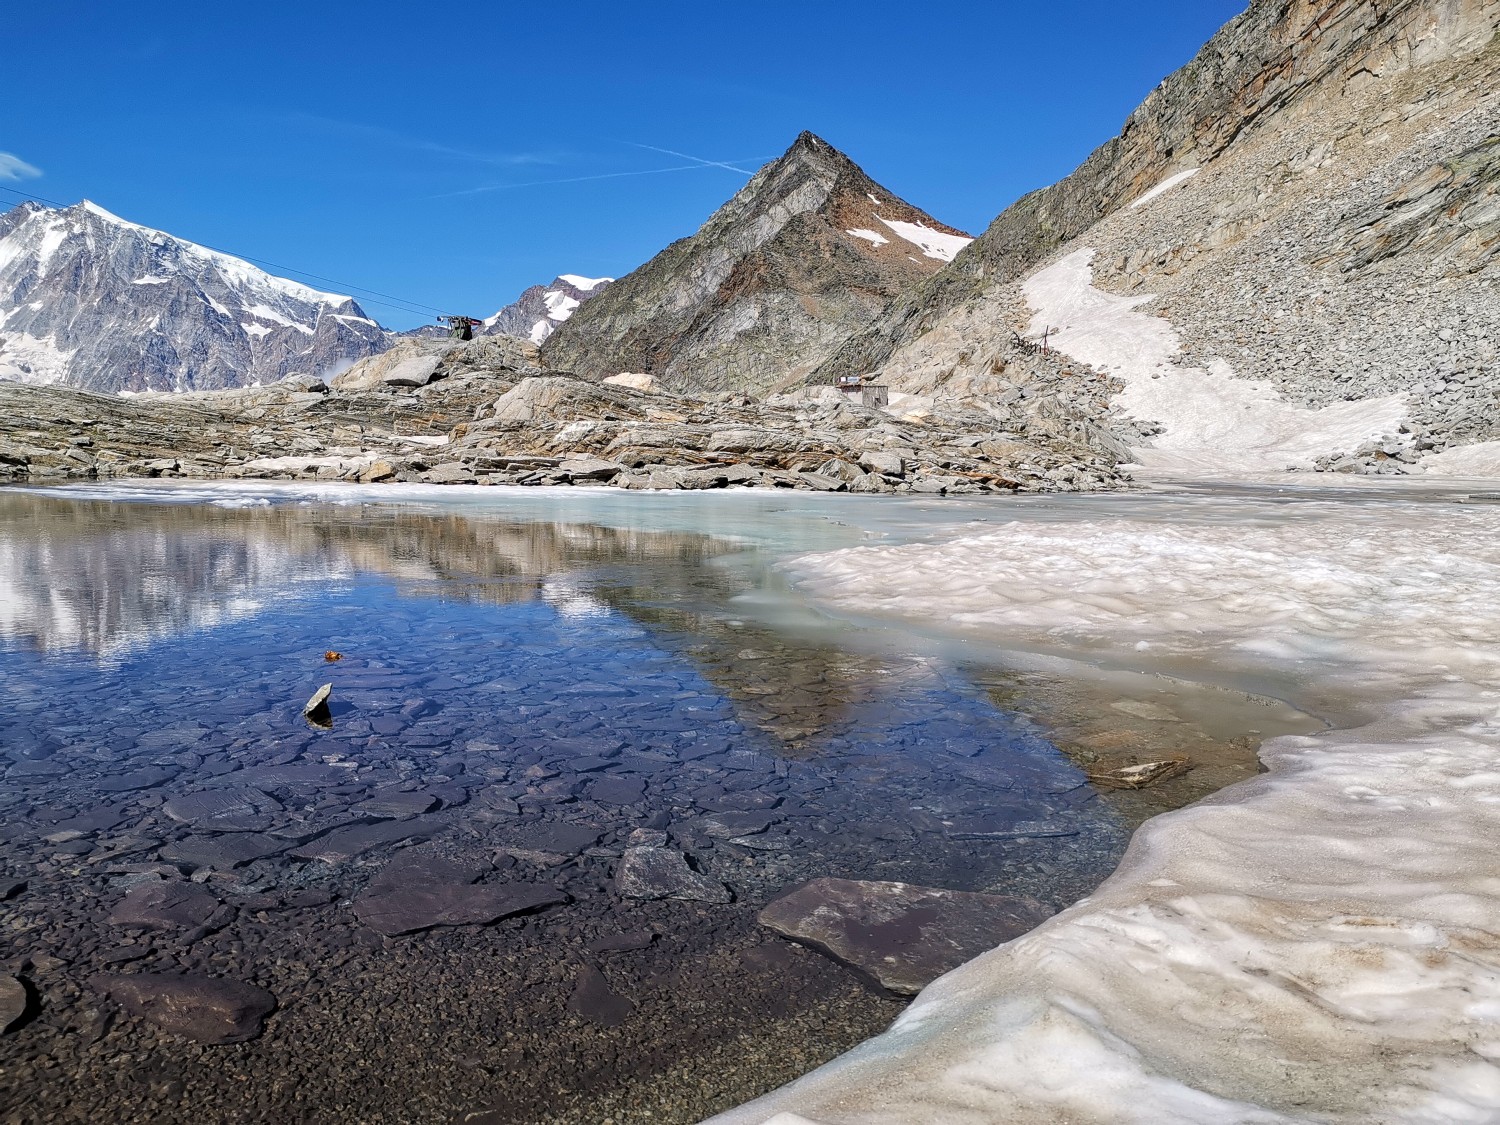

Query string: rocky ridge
0 201 389 394
0 335 1122 494
810 0 1499 474
541 132 971 397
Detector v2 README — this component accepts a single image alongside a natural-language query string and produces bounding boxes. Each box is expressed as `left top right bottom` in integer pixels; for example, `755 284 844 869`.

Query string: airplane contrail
436 154 770 199
627 143 753 175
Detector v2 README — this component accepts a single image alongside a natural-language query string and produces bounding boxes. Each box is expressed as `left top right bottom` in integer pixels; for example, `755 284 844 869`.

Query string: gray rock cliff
541 132 970 396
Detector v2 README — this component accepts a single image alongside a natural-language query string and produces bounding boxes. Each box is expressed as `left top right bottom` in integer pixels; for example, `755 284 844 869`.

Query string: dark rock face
758 877 1053 995
0 201 389 393
93 973 276 1045
542 131 970 396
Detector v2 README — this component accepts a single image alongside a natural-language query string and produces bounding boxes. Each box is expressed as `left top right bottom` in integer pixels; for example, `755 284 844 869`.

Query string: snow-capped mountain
0 201 390 393
482 274 613 345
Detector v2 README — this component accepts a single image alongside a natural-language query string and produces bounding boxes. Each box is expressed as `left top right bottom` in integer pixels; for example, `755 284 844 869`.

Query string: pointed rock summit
0 201 389 393
541 131 970 395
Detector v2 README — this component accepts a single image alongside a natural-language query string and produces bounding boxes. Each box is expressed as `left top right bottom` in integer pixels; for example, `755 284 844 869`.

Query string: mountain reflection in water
0 486 1313 1125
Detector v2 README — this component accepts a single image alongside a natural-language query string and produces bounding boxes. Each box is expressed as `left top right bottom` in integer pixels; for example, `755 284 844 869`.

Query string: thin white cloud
284 113 560 168
0 153 42 182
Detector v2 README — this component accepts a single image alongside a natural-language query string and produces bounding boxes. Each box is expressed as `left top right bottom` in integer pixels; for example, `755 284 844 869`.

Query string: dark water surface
0 484 1316 1124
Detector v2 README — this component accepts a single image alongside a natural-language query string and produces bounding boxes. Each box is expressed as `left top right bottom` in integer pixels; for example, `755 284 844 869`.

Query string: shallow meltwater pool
0 481 1336 1124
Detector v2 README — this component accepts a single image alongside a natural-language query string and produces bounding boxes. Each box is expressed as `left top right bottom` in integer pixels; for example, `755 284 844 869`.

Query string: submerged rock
758 877 1052 995
353 849 566 936
0 975 27 1033
108 882 224 933
93 973 275 1045
615 845 731 903
567 964 634 1027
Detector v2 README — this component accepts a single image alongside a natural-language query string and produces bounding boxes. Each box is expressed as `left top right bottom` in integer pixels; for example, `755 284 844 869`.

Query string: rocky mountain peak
541 132 970 395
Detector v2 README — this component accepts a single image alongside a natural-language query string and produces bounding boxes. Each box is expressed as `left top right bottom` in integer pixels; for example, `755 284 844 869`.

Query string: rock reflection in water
0 490 1137 1125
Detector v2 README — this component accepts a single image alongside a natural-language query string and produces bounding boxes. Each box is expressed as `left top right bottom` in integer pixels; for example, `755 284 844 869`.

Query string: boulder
331 340 456 392
758 877 1053 995
602 372 656 392
858 449 906 476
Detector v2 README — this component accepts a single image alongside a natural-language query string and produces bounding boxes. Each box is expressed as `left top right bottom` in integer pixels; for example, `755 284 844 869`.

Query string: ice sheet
1024 250 1407 471
710 499 1500 1124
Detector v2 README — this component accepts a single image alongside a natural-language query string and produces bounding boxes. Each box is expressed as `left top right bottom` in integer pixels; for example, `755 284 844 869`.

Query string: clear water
0 481 1320 1124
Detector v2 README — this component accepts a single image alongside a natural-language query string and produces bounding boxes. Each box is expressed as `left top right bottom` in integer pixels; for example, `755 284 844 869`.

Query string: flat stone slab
109 882 223 931
290 817 443 864
354 851 565 936
758 877 1053 995
163 788 281 832
615 846 731 903
93 973 275 1045
353 790 439 819
95 767 178 793
161 833 289 870
493 821 601 864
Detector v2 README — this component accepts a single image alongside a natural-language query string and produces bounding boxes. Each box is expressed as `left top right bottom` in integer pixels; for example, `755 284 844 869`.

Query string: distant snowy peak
0 200 388 393
482 274 615 345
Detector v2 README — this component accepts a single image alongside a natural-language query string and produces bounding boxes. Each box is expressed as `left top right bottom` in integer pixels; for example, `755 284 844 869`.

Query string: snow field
1024 249 1407 472
712 501 1500 1124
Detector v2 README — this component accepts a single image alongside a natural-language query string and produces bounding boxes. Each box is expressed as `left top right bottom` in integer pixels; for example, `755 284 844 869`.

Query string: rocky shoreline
0 336 1127 497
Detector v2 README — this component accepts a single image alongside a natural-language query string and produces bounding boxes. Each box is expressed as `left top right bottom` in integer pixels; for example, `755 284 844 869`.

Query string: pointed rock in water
302 683 333 728
0 976 28 1033
758 877 1053 995
614 846 731 903
92 973 275 1045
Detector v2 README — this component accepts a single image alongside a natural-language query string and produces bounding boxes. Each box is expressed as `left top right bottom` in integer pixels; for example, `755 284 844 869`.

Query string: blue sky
5 0 1244 329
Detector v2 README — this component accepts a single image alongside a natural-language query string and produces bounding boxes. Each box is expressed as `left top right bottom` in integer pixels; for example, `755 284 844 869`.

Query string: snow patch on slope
846 228 890 247
1024 249 1406 472
877 217 972 262
1130 168 1200 209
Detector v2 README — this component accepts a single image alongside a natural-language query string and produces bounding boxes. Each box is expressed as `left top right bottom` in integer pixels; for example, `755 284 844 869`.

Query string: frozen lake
3 478 1484 1123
